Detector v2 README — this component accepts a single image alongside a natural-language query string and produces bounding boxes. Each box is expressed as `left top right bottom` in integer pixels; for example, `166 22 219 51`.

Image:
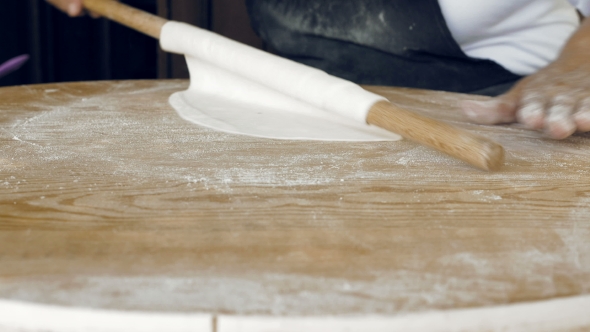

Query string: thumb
45 0 83 17
460 84 522 125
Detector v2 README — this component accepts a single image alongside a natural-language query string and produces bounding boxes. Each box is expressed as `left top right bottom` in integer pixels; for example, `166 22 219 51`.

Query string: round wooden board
1 80 589 318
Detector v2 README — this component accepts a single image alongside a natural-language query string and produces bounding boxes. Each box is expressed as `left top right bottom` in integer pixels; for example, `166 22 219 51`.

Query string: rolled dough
160 22 402 142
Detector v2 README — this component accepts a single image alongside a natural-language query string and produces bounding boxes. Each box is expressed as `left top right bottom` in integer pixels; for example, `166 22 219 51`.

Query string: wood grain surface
1 80 589 316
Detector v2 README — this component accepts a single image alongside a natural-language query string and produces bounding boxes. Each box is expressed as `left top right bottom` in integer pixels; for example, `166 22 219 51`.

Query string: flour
3 82 590 193
2 295 590 332
2 250 590 316
1 81 375 189
2 81 590 329
0 272 520 315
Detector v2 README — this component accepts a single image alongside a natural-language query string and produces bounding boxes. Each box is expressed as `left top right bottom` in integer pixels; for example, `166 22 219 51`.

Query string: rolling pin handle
83 0 168 39
367 101 505 171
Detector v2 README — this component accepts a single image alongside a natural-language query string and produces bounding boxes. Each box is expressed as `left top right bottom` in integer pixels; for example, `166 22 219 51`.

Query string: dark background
0 0 262 87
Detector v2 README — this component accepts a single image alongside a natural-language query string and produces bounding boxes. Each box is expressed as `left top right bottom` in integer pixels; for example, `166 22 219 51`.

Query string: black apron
246 0 522 96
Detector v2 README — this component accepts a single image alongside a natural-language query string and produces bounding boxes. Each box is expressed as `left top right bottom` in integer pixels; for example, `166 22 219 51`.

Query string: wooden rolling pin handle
83 0 167 39
367 101 505 171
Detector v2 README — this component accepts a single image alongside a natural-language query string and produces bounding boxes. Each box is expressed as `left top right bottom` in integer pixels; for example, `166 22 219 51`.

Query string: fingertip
574 111 590 132
516 104 545 130
67 2 82 16
546 115 577 140
515 92 548 130
545 125 576 140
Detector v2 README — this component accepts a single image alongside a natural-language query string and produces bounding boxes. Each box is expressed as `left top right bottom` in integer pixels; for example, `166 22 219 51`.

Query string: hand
46 0 103 18
46 0 84 17
461 19 590 140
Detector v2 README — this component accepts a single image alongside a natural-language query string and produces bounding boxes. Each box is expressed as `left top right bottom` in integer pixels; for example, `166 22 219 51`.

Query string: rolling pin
82 0 505 171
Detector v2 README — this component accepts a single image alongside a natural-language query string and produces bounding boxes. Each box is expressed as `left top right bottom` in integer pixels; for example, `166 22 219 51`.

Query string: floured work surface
0 80 589 316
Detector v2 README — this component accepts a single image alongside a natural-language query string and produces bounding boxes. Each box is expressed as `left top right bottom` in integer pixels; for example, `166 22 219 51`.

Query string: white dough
160 22 401 142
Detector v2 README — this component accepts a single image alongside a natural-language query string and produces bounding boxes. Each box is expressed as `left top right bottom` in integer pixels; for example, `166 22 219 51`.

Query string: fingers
514 92 590 139
45 0 84 17
515 92 546 130
463 80 589 139
545 95 577 139
67 1 83 16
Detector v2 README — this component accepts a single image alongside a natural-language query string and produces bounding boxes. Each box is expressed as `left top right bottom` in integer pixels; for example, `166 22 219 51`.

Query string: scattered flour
1 81 590 317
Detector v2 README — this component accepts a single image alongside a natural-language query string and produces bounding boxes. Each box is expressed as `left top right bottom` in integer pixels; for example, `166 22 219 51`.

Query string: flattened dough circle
161 22 402 142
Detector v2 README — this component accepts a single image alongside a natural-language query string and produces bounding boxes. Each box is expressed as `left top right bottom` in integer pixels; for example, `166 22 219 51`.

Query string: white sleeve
569 0 590 16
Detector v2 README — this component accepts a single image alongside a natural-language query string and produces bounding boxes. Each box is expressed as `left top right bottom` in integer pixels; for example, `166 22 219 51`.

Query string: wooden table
1 80 589 329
